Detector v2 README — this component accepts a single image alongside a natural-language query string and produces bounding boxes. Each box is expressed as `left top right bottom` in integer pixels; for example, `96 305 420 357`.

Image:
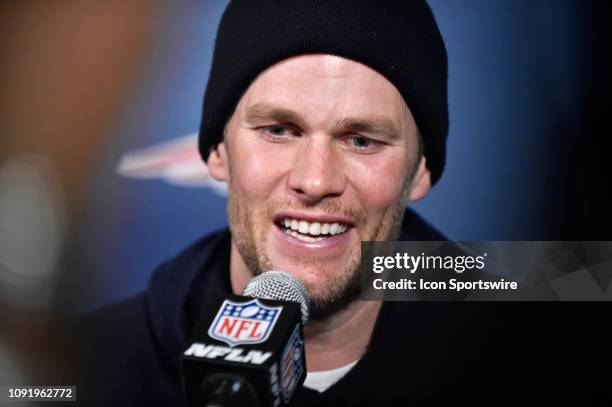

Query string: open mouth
276 217 351 243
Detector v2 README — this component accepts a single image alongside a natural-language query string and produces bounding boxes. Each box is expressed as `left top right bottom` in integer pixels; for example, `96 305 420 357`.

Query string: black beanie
199 0 448 184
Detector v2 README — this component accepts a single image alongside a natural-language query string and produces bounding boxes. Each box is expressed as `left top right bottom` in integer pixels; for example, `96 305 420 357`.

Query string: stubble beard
227 178 411 322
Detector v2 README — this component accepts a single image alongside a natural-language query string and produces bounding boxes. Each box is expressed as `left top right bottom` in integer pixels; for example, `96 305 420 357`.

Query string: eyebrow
244 103 306 128
336 117 401 140
244 102 401 140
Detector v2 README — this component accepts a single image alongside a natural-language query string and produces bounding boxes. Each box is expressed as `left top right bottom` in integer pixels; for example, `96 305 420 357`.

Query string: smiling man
81 1 453 406
210 54 429 314
78 1 612 405
206 53 433 377
193 0 450 400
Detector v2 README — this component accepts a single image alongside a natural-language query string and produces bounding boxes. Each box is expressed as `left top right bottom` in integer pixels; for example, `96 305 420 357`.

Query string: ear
408 156 431 202
206 142 229 182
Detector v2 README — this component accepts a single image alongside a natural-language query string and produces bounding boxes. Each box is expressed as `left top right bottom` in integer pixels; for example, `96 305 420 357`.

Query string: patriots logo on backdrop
116 132 227 194
208 299 282 347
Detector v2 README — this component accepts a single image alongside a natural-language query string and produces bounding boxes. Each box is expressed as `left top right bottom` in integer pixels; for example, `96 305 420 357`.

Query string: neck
229 241 383 372
302 299 382 371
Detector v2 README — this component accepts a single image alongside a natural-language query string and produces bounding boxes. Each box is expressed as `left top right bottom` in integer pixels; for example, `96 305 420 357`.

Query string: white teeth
309 222 321 236
284 228 327 242
280 217 349 237
321 223 330 234
298 220 309 234
330 223 339 234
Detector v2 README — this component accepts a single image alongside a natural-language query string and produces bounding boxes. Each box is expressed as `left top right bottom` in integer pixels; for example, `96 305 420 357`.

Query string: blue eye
352 136 371 149
268 125 287 136
343 135 382 153
259 124 299 141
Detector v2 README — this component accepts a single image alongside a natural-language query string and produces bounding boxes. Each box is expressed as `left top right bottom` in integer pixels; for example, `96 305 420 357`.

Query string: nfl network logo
208 299 283 347
280 324 304 403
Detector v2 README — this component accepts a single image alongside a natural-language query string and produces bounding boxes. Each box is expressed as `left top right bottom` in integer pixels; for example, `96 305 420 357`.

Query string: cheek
346 152 410 213
230 136 293 200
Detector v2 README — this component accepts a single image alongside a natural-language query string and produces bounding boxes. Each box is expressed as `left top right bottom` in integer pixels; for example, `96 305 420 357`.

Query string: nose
287 134 346 203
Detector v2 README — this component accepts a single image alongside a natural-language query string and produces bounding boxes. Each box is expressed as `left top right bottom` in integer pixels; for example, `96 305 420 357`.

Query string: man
79 1 609 405
205 48 433 382
198 0 446 398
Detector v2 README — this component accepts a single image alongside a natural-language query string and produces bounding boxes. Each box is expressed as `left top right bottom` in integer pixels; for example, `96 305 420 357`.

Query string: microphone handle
197 373 259 407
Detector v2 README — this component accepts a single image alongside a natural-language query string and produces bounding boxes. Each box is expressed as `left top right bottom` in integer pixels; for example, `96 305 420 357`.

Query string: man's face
209 54 426 319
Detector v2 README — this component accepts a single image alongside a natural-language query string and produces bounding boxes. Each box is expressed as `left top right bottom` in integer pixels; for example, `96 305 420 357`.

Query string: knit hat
199 0 448 184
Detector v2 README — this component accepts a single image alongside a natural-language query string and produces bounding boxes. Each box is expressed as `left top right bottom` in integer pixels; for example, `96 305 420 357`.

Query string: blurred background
0 0 610 388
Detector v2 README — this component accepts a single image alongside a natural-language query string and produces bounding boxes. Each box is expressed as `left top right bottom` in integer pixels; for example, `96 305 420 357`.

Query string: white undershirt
303 360 359 393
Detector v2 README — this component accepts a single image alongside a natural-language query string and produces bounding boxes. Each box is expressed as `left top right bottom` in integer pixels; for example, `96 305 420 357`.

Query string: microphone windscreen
242 271 310 325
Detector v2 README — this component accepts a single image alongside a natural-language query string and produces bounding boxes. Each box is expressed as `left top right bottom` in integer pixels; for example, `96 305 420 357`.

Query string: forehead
233 54 416 133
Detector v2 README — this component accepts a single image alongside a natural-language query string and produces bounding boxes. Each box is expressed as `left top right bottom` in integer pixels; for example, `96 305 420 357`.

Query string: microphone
182 271 310 407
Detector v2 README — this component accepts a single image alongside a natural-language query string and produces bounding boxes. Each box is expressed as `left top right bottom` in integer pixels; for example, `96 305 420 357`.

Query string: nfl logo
208 299 283 347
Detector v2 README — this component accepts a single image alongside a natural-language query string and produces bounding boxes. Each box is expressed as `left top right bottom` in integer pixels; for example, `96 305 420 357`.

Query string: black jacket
77 209 611 406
